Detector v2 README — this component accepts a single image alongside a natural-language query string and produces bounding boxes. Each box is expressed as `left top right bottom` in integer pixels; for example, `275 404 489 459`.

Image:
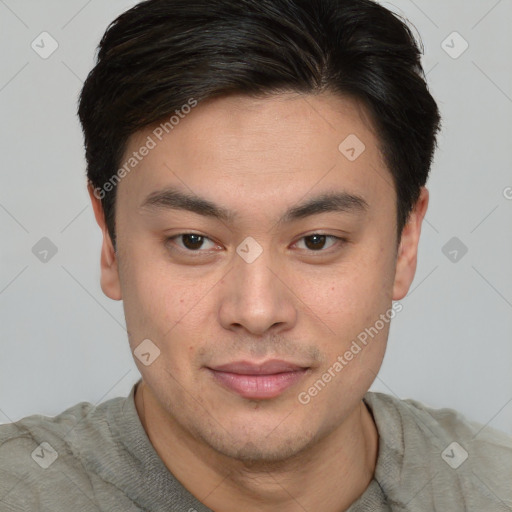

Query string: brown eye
181 234 205 250
304 234 327 251
168 233 217 252
295 234 342 252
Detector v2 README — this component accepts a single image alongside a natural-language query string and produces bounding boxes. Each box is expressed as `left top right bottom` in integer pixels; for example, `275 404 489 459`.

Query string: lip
211 360 306 375
207 360 309 399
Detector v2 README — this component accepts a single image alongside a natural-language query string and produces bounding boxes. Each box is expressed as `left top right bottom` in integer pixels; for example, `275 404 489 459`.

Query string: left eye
294 234 341 251
167 233 342 253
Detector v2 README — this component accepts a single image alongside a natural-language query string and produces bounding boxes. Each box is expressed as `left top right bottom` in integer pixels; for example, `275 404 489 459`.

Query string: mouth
206 360 310 400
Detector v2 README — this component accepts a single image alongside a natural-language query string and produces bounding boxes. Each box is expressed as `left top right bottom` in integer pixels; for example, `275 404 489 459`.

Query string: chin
193 418 318 464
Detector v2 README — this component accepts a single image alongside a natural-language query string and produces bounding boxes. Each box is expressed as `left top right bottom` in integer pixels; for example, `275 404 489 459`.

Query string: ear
87 183 122 301
392 187 429 300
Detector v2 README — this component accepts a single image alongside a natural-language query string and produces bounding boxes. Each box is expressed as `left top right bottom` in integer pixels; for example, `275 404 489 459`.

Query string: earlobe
392 187 429 301
87 183 122 301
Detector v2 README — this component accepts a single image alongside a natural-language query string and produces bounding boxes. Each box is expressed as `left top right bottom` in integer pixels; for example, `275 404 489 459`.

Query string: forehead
116 92 394 223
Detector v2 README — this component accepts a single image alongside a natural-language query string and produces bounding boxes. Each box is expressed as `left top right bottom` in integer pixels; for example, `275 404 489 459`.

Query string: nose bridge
234 237 280 303
218 237 296 334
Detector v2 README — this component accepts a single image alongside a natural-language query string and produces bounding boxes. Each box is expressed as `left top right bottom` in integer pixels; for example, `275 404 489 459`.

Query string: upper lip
208 360 308 375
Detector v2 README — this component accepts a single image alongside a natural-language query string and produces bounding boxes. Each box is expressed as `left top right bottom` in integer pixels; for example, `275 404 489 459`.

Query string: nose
218 244 298 336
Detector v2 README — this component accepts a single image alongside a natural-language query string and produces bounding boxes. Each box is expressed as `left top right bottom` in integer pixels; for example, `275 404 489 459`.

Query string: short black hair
78 0 441 249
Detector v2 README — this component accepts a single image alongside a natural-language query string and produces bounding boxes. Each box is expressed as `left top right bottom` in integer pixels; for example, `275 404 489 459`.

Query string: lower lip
208 369 308 399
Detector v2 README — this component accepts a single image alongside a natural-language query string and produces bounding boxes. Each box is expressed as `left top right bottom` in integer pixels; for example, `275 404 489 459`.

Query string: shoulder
0 399 94 472
0 397 130 511
366 390 512 448
364 391 512 510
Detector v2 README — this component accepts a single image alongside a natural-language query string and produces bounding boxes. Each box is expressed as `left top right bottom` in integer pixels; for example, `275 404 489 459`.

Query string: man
1 0 511 510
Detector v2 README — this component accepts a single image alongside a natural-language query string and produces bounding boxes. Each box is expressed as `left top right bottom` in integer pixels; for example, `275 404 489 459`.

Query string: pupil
305 234 326 251
183 234 203 250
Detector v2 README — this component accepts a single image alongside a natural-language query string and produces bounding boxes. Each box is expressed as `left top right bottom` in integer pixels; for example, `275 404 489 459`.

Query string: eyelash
165 233 348 256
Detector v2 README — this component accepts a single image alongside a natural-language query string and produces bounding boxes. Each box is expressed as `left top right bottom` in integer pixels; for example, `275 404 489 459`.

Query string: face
90 92 427 462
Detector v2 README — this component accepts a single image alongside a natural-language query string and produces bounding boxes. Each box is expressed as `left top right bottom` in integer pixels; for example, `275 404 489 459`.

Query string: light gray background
1 0 511 434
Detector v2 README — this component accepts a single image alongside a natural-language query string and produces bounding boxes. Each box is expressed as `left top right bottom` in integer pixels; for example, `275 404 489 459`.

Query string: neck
135 380 378 512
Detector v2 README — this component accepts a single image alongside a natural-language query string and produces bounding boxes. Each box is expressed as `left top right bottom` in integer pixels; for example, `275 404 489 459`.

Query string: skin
88 91 428 512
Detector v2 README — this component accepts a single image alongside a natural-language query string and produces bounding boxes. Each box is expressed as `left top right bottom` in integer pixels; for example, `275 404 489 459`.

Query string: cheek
120 243 187 322
303 244 395 376
308 249 393 323
117 246 177 352
120 250 213 372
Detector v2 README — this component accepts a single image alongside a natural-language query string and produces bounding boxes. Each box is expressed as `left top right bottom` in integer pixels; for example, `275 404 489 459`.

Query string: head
78 0 440 462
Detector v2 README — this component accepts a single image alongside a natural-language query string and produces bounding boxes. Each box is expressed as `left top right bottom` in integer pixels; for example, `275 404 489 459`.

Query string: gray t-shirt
1 380 511 511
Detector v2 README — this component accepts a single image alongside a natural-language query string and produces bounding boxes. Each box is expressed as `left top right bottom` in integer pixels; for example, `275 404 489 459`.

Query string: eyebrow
139 187 369 224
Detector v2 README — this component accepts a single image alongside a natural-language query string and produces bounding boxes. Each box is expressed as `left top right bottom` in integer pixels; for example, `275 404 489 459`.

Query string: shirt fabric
1 379 511 511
